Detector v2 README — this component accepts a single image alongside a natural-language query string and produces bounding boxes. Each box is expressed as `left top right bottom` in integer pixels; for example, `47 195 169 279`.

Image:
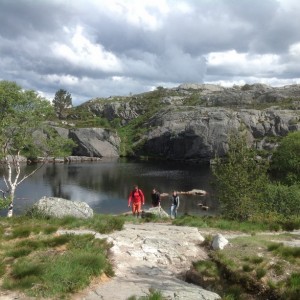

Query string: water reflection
0 158 218 216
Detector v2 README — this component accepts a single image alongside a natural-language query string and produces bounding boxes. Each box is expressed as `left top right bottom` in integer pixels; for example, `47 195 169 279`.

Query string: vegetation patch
0 214 124 298
189 233 300 299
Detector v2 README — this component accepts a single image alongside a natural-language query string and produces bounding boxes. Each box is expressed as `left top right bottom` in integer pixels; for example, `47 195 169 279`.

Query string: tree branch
17 158 48 186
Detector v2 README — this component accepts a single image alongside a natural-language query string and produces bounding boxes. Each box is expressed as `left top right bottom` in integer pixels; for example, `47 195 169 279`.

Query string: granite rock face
142 106 299 161
34 197 93 219
55 84 300 161
69 128 120 157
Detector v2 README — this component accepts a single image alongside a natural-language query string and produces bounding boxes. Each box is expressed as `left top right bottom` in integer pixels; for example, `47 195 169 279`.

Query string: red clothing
128 189 145 206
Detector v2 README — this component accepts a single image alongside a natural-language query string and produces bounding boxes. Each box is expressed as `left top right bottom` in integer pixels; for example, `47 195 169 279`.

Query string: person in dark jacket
151 188 161 207
170 190 180 219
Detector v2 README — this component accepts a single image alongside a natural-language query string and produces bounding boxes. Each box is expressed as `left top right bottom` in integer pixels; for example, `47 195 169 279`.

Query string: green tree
0 81 75 216
212 133 269 220
271 131 300 185
52 89 72 119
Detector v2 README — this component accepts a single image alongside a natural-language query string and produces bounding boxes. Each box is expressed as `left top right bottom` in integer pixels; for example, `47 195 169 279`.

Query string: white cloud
52 26 122 73
206 50 283 76
91 0 170 31
289 42 300 57
1 0 300 104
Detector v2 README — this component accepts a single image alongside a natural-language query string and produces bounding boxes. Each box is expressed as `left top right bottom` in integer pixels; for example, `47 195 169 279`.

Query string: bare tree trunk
5 155 20 217
4 153 47 217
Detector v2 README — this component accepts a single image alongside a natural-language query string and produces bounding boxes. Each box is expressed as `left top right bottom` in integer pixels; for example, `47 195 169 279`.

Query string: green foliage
193 260 220 278
1 230 112 299
256 267 267 279
262 183 300 217
172 215 271 232
0 81 75 212
183 93 204 106
0 197 10 210
212 133 269 220
271 131 300 185
0 81 54 159
285 273 300 296
128 290 164 300
52 89 72 119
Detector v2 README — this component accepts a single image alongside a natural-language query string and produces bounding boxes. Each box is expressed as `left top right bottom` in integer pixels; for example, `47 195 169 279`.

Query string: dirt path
60 223 221 300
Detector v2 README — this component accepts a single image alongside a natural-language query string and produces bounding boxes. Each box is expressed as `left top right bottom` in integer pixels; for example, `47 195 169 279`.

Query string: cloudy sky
1 0 300 105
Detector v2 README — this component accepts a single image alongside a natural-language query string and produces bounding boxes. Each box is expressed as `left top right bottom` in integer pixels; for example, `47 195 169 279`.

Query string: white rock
212 234 229 250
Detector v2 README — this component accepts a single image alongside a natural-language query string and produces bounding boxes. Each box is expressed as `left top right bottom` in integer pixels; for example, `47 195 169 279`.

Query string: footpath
62 223 221 300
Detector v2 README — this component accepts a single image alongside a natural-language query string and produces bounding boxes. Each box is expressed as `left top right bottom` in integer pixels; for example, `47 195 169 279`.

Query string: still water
1 158 218 216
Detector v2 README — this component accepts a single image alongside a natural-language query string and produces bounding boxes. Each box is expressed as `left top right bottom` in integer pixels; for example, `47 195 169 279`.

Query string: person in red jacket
128 185 145 217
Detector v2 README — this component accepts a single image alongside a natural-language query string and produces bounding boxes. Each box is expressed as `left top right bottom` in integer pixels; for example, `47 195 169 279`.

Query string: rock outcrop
33 197 94 219
142 106 299 161
71 83 299 161
53 84 300 161
69 128 120 157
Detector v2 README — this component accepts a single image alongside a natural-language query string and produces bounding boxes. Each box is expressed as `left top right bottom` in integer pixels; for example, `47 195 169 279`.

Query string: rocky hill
62 83 300 161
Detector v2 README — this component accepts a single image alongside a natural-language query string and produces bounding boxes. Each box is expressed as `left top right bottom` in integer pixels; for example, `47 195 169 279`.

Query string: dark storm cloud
0 0 300 104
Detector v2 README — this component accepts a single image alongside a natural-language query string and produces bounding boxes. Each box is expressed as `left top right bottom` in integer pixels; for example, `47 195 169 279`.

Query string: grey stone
34 196 93 219
69 127 120 157
142 206 169 218
142 106 299 161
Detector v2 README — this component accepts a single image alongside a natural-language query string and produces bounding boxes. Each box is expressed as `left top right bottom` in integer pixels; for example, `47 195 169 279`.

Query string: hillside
61 83 300 161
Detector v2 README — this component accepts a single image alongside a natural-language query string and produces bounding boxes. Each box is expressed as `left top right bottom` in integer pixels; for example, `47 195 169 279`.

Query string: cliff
62 83 300 161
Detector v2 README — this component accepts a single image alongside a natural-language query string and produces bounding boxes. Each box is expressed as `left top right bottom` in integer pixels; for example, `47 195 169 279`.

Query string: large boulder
33 197 93 219
69 128 120 157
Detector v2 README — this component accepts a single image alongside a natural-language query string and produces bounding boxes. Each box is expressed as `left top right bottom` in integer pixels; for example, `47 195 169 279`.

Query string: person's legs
132 203 137 217
170 205 175 219
136 202 141 218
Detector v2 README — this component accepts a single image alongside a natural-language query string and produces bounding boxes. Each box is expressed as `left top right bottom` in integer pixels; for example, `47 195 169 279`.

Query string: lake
1 158 218 216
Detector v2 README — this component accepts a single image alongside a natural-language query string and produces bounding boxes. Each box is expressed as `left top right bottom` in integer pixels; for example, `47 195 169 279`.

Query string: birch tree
0 81 75 217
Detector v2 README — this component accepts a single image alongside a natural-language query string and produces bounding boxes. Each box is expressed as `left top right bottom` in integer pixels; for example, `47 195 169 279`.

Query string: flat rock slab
60 223 220 300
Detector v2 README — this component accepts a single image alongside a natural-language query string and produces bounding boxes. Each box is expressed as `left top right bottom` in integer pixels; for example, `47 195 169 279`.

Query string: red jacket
128 189 145 205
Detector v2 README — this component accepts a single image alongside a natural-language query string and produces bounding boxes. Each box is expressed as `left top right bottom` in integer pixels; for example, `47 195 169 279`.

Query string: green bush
271 131 300 185
263 183 300 217
212 133 269 220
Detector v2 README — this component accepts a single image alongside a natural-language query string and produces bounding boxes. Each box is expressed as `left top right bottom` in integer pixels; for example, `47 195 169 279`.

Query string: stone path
60 223 221 300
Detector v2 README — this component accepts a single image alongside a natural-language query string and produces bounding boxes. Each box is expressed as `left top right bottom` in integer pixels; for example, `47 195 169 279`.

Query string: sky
1 0 300 106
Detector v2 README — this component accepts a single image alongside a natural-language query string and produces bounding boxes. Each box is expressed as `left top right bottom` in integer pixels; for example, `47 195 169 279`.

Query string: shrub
256 267 267 279
212 133 269 220
262 183 300 217
271 131 300 185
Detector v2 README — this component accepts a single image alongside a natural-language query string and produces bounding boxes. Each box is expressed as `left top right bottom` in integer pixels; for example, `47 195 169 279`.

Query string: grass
0 214 124 299
127 290 164 300
190 233 300 299
172 215 271 232
172 214 300 233
193 260 220 278
267 242 300 261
